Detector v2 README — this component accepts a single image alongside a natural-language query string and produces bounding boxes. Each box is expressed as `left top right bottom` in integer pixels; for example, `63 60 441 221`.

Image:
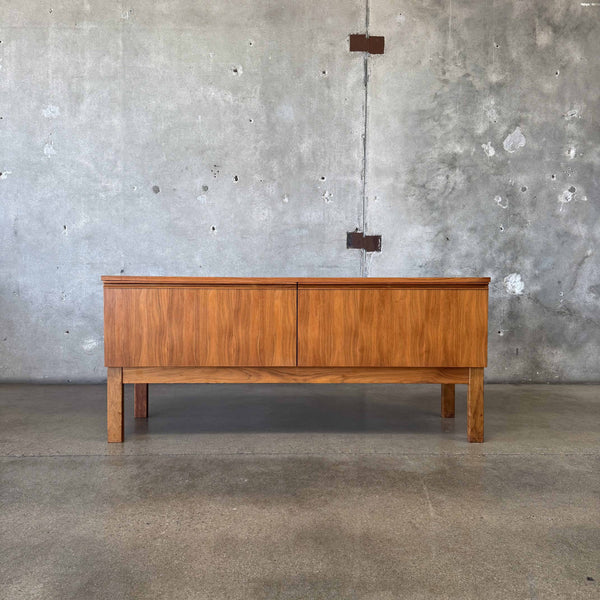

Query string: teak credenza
103 277 490 443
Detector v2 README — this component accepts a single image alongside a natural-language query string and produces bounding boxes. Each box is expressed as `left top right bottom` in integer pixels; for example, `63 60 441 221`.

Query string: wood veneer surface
103 277 489 369
122 367 470 384
104 286 296 367
298 288 488 367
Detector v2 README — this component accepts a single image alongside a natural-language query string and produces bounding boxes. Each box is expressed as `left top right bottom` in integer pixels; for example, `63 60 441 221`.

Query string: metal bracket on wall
347 230 382 252
349 34 385 54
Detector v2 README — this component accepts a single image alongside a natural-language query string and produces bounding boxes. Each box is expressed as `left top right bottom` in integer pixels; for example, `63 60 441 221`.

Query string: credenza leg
107 367 124 443
134 383 148 418
467 367 484 443
441 384 455 418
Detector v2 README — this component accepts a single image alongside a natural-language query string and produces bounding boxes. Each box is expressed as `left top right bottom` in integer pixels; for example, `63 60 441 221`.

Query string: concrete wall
1 0 598 383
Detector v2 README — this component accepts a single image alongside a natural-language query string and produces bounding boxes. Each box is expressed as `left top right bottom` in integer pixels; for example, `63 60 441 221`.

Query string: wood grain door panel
104 286 296 367
297 287 487 367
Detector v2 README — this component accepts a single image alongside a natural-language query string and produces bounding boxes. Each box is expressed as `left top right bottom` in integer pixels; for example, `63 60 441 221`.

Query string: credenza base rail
107 367 484 444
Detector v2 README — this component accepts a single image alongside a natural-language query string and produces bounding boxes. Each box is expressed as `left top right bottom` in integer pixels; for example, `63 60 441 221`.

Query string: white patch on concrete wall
559 188 575 210
504 273 524 296
581 3 600 6
503 127 526 153
276 104 295 122
567 146 576 159
396 13 406 24
564 108 580 120
0 171 12 179
481 142 495 157
82 338 100 353
558 186 586 211
282 194 289 203
42 105 60 119
322 190 333 203
43 142 56 157
536 26 553 47
495 195 508 209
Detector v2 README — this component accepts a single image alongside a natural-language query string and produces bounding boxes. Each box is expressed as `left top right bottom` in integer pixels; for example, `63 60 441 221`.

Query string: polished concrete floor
0 383 598 599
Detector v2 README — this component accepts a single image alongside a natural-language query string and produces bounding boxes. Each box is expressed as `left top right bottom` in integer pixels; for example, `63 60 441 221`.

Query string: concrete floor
0 384 598 599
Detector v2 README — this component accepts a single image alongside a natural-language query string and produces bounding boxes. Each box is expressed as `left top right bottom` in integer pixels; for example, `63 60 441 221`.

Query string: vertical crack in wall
360 0 370 276
118 1 126 272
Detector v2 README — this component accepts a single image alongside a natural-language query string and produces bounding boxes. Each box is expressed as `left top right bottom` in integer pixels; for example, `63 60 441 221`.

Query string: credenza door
297 285 488 367
104 285 296 367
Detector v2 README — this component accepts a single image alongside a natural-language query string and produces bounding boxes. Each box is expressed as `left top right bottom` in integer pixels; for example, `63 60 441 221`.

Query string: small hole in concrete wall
233 175 238 182
494 43 499 48
211 226 216 231
569 185 576 193
65 330 69 334
321 70 327 76
249 118 253 123
320 176 326 181
120 269 124 274
551 174 556 180
249 40 253 46
202 185 209 192
499 225 504 231
555 70 560 77
446 236 450 241
49 8 53 13
152 185 160 194
521 186 527 192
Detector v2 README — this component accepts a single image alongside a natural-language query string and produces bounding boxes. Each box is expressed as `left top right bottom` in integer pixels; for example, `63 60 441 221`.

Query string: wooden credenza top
102 276 490 288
